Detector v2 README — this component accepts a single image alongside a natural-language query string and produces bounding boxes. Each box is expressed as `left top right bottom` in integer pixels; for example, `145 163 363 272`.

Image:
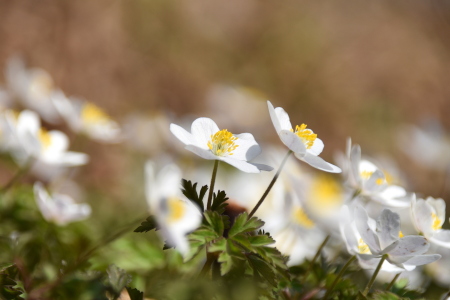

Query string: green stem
248 150 292 218
386 272 401 291
322 255 356 299
363 254 388 296
305 235 330 280
206 160 219 210
1 158 34 193
199 251 215 278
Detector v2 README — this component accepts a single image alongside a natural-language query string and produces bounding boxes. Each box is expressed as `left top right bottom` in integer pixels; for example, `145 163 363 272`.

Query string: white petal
376 209 401 249
267 101 292 133
170 123 196 146
427 197 446 228
220 157 261 173
279 130 306 154
397 254 441 267
190 117 220 148
412 198 434 236
248 162 273 172
386 236 429 257
47 130 69 153
364 169 386 194
300 152 342 173
47 152 89 166
430 230 450 248
308 137 324 156
355 205 381 253
184 145 217 160
232 133 261 161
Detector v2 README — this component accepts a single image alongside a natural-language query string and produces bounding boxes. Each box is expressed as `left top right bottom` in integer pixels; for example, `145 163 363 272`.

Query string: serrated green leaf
106 264 132 296
126 287 144 300
208 237 226 253
248 255 277 287
204 211 225 236
371 291 402 300
211 190 229 214
230 234 252 251
227 240 245 260
181 179 207 211
228 213 265 237
248 234 275 247
190 228 219 242
218 251 233 275
133 216 157 233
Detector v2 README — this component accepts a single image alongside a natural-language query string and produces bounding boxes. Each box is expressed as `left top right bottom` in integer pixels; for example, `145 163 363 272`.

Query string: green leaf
208 237 227 253
248 234 275 247
189 227 219 242
210 190 229 214
181 179 207 211
218 251 233 275
204 211 225 236
248 255 277 287
126 287 144 300
228 213 264 237
106 264 132 296
133 216 157 233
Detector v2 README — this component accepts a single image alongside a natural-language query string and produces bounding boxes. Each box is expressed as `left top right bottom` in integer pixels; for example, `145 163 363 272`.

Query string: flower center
207 129 239 156
360 170 373 180
30 73 53 97
431 213 442 231
308 175 343 213
81 103 110 125
399 231 404 238
38 129 52 150
293 124 317 149
167 197 186 223
358 238 371 254
292 207 314 228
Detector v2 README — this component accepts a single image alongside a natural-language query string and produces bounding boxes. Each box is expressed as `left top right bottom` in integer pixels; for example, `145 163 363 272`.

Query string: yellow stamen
308 175 343 212
38 129 52 149
167 197 185 222
360 170 374 180
292 208 315 228
81 103 110 125
358 238 371 254
207 129 239 156
375 178 385 185
293 124 317 149
399 231 404 238
431 213 442 231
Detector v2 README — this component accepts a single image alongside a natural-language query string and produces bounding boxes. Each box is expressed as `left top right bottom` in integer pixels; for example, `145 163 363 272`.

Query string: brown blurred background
1 0 450 207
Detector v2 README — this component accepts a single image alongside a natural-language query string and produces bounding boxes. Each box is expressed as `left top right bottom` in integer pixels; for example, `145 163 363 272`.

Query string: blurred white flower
53 93 122 143
267 101 341 173
411 196 450 248
3 109 88 167
34 182 91 226
5 56 60 123
145 161 202 256
354 205 440 271
170 117 272 173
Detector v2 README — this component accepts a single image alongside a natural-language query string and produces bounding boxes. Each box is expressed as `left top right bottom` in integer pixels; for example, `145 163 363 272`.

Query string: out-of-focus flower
397 121 450 171
346 143 412 208
5 56 60 123
411 196 450 248
34 182 91 226
427 245 450 288
354 205 440 271
4 109 88 167
53 93 122 143
170 117 272 173
145 161 202 256
267 101 341 173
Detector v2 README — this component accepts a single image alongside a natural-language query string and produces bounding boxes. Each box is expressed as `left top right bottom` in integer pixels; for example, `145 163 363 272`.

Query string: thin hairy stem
206 160 219 210
386 272 401 291
363 254 388 296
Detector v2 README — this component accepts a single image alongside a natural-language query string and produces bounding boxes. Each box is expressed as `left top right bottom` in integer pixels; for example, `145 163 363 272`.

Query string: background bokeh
1 0 450 211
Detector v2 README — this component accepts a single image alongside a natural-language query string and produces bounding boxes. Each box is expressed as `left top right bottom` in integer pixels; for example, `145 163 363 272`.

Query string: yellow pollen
293 124 317 149
167 197 186 222
207 129 239 156
360 170 374 180
431 213 442 231
375 178 385 185
81 103 110 125
292 208 314 228
399 231 404 238
358 238 371 254
38 129 52 149
308 175 343 212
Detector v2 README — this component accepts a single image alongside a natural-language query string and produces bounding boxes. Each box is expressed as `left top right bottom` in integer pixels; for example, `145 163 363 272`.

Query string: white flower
267 101 341 173
354 205 440 271
411 196 450 248
170 117 272 173
5 56 60 123
145 161 202 256
34 182 91 226
4 109 88 167
347 144 412 208
52 93 122 143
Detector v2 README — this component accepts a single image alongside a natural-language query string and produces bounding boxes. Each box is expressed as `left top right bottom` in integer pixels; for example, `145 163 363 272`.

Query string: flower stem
322 255 356 300
363 254 388 296
305 235 330 280
206 160 219 210
248 150 292 218
1 158 34 193
386 272 401 291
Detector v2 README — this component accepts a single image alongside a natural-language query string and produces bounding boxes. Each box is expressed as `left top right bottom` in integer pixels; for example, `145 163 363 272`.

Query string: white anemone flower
170 117 272 173
145 161 202 256
411 196 450 248
354 205 441 271
34 182 91 226
347 144 412 208
5 56 60 123
4 109 88 167
267 101 341 173
52 93 122 143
